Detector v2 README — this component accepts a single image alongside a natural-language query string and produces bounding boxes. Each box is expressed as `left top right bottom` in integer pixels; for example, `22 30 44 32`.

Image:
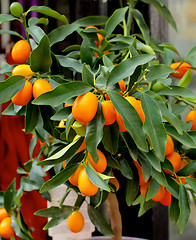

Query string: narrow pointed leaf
4 179 16 214
26 26 45 43
108 91 148 152
143 151 161 172
107 54 154 86
56 55 83 73
177 69 192 88
0 14 16 24
126 178 139 206
73 16 108 27
82 64 94 86
0 30 22 38
35 205 73 218
146 178 159 201
25 103 39 134
141 93 167 160
146 64 175 82
119 158 133 180
32 81 92 107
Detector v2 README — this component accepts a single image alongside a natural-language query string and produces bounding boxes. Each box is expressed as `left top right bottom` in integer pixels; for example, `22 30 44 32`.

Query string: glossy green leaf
176 161 196 176
28 17 49 27
133 9 150 44
0 30 22 38
0 14 16 24
50 107 72 121
85 103 105 163
185 45 196 67
107 54 154 86
119 158 133 180
121 132 138 161
146 64 175 82
43 215 68 230
32 81 92 107
178 184 190 233
35 205 74 218
141 0 177 30
56 55 83 73
143 151 161 172
37 137 84 166
159 43 181 58
166 175 179 199
102 122 119 155
40 164 78 192
141 93 167 161
139 154 152 182
158 85 196 98
29 6 68 24
26 26 45 43
40 105 56 136
157 101 183 135
48 23 78 46
4 179 16 214
2 102 25 116
177 69 192 88
73 16 108 27
30 35 52 73
146 178 159 201
0 76 25 103
166 125 196 149
126 178 139 206
105 7 128 38
88 204 114 237
80 37 93 65
151 167 167 187
169 197 180 224
86 163 110 192
186 178 196 192
82 64 94 86
108 91 148 152
25 103 39 134
138 200 157 217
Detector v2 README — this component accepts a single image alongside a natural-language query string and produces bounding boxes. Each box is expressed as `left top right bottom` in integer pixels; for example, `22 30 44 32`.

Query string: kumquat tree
1 0 196 239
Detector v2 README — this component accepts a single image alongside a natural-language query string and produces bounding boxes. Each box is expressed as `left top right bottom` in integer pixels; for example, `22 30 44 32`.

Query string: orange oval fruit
11 81 33 106
134 161 149 185
33 78 53 99
165 135 174 156
186 110 196 130
69 164 83 186
78 168 98 196
68 211 84 233
101 100 117 125
164 151 181 174
72 92 98 124
0 208 9 223
11 40 31 64
160 189 171 206
0 217 15 239
12 64 34 77
140 183 165 202
116 112 126 132
87 149 107 173
126 96 145 123
170 62 192 79
118 80 126 93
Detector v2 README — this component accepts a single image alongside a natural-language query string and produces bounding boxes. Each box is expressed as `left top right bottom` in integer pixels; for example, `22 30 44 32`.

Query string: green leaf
102 122 119 155
26 26 45 43
0 76 25 104
105 7 128 38
2 102 25 116
50 107 72 121
88 204 114 236
86 163 110 192
159 43 181 58
43 216 68 230
48 24 78 46
82 64 94 86
0 14 16 24
35 205 74 218
107 54 154 86
146 178 159 201
73 16 108 27
158 85 196 99
56 55 83 73
176 161 196 176
141 93 167 161
32 81 92 107
157 101 183 135
138 200 157 217
166 125 196 149
121 132 138 161
29 6 68 24
25 103 39 134
37 137 84 166
133 9 150 44
151 167 167 187
40 165 78 192
4 179 16 214
141 0 177 30
177 69 192 88
0 30 22 38
146 64 175 82
80 37 93 65
30 35 52 73
20 177 40 191
177 184 190 233
143 151 161 172
119 158 133 180
85 103 105 163
169 197 180 224
28 17 49 27
185 45 196 67
40 105 56 136
186 178 196 192
108 91 148 152
126 178 139 206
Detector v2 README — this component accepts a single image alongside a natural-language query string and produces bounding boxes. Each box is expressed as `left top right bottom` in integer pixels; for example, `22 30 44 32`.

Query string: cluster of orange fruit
10 40 53 106
0 208 15 239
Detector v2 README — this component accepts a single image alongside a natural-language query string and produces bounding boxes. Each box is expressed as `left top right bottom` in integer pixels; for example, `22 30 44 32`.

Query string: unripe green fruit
10 2 23 18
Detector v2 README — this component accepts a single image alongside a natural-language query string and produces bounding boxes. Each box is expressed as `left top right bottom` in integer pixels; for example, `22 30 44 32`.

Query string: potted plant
0 0 196 239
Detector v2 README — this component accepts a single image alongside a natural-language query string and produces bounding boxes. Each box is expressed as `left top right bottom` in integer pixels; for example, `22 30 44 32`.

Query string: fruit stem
59 187 71 206
22 12 31 44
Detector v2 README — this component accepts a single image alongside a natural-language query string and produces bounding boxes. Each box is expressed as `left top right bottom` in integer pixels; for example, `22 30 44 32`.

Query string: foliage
0 0 196 238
